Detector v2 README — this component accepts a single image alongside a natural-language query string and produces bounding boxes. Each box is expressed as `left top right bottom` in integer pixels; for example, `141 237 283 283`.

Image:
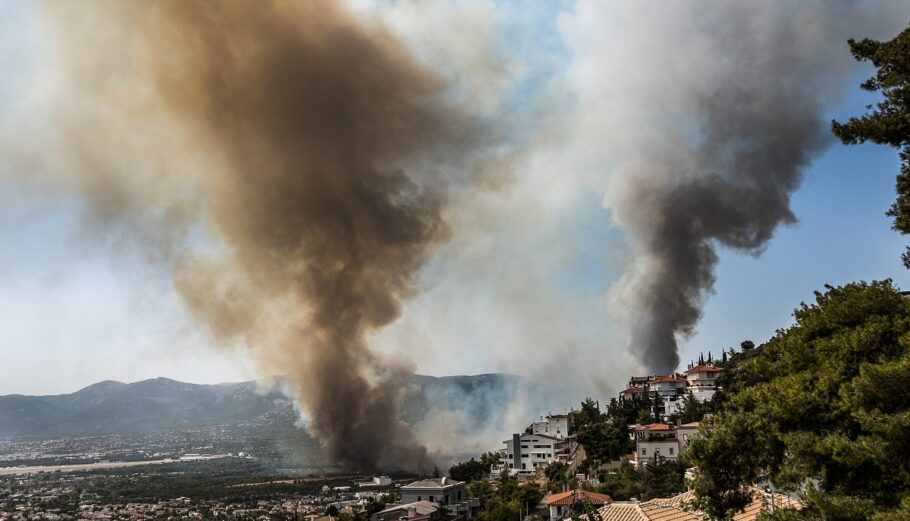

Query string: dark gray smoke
32 0 485 471
563 1 907 373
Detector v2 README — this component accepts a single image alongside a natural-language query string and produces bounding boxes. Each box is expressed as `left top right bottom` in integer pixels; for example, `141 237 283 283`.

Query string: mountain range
0 373 573 440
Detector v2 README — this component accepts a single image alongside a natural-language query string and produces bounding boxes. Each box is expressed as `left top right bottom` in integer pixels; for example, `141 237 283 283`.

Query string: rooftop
685 365 724 374
375 501 439 517
596 488 802 521
544 489 612 507
401 478 463 490
651 375 687 383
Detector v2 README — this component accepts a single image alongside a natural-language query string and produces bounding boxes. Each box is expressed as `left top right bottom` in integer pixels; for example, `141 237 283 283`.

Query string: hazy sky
0 1 907 398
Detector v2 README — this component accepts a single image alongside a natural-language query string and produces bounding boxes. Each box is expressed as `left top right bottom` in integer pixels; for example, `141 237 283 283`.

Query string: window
641 448 647 455
669 447 674 455
429 496 434 503
458 491 462 501
418 496 422 501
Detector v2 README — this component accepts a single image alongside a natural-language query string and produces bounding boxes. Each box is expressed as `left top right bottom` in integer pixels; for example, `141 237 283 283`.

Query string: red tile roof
651 375 687 383
685 365 723 374
545 490 613 507
631 423 674 432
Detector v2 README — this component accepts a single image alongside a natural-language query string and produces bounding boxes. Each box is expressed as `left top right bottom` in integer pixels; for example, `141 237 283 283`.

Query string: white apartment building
531 414 570 439
685 365 723 402
501 433 568 474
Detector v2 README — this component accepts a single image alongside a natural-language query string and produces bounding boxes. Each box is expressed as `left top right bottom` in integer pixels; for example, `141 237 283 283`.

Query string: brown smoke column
38 0 481 471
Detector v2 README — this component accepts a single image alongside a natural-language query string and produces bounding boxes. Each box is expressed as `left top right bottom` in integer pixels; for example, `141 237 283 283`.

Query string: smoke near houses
0 0 905 471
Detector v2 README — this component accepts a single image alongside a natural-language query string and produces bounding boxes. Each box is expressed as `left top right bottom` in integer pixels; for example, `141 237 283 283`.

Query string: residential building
686 365 724 402
544 490 612 521
400 478 466 505
501 433 569 474
397 478 479 520
676 422 699 452
630 422 700 468
648 375 688 418
531 414 570 439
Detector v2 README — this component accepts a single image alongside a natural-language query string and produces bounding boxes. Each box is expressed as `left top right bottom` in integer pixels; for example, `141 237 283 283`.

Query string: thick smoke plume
563 1 907 373
32 0 483 471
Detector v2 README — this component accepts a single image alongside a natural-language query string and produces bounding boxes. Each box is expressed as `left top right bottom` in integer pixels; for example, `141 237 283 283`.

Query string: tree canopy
833 24 910 266
688 280 910 520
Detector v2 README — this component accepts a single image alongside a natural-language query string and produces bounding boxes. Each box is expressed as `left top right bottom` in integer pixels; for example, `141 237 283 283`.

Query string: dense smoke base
565 1 906 373
37 0 483 471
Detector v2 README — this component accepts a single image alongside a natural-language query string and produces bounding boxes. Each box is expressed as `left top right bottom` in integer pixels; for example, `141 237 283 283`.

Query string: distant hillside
0 373 573 440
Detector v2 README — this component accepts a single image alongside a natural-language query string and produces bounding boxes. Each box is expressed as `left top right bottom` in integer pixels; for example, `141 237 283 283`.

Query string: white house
531 414 571 439
648 375 688 418
398 478 479 519
631 422 700 468
685 365 723 402
501 433 569 474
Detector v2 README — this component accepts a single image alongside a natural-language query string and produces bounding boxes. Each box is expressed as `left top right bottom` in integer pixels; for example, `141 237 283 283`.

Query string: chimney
407 507 417 519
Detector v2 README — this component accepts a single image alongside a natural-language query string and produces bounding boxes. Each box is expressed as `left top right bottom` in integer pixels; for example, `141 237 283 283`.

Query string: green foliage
450 452 501 483
572 399 635 467
544 461 569 493
450 458 487 483
832 24 910 267
597 458 686 501
469 471 543 521
676 393 711 424
689 281 910 520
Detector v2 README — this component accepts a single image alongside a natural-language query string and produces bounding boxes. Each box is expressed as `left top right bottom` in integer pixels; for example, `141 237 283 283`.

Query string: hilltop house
531 414 571 439
685 365 724 402
648 375 689 417
501 433 570 475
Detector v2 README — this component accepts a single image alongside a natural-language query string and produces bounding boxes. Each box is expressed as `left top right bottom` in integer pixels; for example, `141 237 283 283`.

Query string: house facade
531 414 570 439
630 422 700 468
398 478 479 519
685 365 724 402
501 433 569 474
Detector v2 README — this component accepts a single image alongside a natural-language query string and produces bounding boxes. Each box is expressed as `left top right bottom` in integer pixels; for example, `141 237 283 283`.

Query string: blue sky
0 1 907 397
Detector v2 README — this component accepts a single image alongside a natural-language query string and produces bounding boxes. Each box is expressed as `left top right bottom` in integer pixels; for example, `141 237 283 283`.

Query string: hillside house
685 365 723 402
501 433 569 474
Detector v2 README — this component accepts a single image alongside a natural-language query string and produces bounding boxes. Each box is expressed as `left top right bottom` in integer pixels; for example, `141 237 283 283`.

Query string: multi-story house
501 433 569 474
631 422 700 468
395 478 479 520
530 414 570 439
648 375 688 418
685 365 723 402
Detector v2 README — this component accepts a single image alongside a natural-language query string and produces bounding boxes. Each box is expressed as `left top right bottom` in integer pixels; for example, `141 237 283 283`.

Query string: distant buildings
357 475 392 488
620 365 724 419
